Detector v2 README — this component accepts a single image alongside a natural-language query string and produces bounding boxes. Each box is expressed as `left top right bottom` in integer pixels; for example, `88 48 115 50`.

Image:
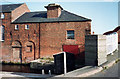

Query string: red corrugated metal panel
63 45 79 55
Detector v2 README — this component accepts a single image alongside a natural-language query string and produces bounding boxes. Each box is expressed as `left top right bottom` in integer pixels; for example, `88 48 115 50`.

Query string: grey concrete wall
98 35 107 66
85 35 107 66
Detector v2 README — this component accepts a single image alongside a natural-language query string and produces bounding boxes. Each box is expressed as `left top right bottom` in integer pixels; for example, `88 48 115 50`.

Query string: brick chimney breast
45 3 63 18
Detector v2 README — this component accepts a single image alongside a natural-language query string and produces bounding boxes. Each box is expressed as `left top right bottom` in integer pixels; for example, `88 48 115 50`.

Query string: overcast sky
0 0 119 34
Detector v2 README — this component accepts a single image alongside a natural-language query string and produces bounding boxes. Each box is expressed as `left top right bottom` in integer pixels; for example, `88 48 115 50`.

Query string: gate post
64 52 67 75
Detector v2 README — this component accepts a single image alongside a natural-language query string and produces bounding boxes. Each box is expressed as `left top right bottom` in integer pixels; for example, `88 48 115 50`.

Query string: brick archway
24 41 35 62
12 40 22 63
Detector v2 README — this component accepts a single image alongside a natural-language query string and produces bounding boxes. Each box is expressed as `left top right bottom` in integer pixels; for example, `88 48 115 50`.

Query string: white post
64 52 67 75
49 70 51 76
42 69 45 74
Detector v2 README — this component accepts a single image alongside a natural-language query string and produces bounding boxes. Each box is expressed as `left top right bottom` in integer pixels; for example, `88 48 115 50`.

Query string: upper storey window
1 13 5 19
25 25 29 30
67 30 75 39
15 25 19 30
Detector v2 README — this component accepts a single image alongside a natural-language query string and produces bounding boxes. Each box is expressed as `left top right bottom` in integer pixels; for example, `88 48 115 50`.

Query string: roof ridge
103 26 120 35
113 26 120 32
13 9 92 23
1 3 24 6
23 11 47 14
29 11 47 13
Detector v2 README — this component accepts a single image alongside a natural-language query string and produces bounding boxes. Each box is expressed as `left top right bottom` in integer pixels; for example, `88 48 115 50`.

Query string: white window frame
1 13 5 19
15 25 19 30
25 25 29 30
0 25 5 41
66 30 75 39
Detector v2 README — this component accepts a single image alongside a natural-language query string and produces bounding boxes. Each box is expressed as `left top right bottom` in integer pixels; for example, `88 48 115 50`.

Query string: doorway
12 41 22 63
12 47 22 63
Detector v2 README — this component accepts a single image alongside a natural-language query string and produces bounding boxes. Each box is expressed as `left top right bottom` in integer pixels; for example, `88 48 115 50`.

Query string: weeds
2 61 29 65
115 59 120 63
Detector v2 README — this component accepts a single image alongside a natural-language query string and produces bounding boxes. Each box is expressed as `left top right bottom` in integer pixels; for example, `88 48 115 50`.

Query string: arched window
1 25 5 41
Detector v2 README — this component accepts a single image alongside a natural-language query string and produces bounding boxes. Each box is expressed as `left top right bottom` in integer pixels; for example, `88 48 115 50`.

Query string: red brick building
0 3 91 63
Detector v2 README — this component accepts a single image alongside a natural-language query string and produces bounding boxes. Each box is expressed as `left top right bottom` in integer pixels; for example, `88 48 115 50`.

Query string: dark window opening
10 31 12 39
27 45 32 52
67 30 74 39
18 35 19 39
34 30 36 34
85 29 90 35
28 34 30 39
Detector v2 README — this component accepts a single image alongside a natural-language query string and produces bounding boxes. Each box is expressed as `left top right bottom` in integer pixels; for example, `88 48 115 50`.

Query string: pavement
0 44 120 78
0 71 54 78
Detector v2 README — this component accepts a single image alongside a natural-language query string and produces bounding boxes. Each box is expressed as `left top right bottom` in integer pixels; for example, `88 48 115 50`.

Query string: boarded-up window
13 48 20 58
26 45 32 52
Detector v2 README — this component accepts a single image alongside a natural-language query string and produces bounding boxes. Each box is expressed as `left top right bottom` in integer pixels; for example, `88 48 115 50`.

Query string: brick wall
40 21 91 58
1 6 38 63
1 12 12 62
47 7 62 18
1 20 91 63
11 23 40 62
1 4 91 63
11 3 30 22
2 23 40 63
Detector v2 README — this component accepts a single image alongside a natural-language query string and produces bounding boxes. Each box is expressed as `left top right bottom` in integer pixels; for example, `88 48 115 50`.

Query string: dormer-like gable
0 3 30 22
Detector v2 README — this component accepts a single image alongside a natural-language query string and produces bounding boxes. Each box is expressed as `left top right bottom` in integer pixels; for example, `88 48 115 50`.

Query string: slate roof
103 26 120 35
0 3 23 13
13 10 91 23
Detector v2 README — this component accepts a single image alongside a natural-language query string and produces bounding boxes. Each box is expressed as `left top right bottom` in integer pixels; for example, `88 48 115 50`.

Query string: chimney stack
45 3 63 18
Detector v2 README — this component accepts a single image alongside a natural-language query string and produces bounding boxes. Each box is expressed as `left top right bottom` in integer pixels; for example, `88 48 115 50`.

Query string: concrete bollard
49 70 51 75
42 69 45 74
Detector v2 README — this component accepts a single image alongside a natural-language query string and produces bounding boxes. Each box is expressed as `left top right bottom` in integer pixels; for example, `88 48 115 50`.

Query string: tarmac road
90 61 120 77
90 44 120 77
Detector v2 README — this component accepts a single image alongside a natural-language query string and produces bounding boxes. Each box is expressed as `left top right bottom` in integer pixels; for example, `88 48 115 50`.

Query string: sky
0 0 119 34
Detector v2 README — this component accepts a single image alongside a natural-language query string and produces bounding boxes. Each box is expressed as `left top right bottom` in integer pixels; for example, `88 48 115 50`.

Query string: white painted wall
106 32 118 55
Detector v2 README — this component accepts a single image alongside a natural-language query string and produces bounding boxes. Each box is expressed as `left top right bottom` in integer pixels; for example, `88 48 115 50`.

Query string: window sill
14 29 19 31
66 39 75 40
